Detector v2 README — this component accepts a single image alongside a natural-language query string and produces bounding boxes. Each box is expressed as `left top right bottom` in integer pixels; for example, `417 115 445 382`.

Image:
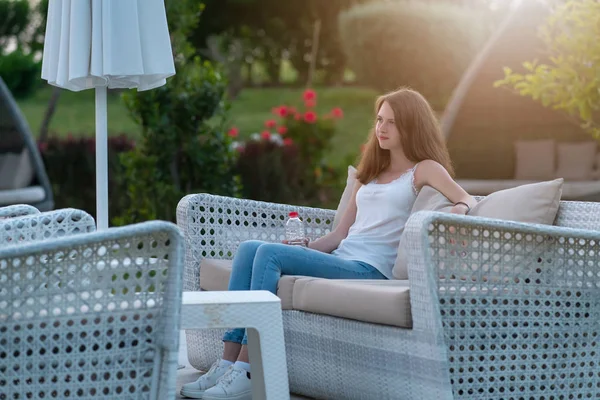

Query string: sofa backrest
554 200 600 231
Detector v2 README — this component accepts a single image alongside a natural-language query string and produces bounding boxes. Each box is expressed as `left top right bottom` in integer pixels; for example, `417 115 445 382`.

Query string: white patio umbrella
41 0 175 230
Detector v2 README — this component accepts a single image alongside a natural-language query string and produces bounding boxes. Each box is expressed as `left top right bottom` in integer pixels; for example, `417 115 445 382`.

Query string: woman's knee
254 243 288 265
236 240 266 257
231 240 266 274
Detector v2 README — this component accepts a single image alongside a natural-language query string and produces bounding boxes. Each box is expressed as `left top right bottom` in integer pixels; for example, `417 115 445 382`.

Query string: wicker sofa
177 193 600 399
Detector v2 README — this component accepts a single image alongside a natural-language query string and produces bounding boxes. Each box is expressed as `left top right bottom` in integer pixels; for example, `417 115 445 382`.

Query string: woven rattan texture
0 221 184 399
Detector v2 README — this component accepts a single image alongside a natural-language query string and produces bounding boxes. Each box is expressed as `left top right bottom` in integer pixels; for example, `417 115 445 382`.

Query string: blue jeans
222 240 386 345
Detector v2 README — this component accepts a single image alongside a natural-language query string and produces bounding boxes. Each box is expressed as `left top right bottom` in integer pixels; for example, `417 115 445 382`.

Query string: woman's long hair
356 88 454 184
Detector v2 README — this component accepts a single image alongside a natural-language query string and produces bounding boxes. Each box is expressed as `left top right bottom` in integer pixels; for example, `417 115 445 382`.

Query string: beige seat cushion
199 258 302 310
555 141 597 181
392 179 564 279
292 278 412 328
514 139 555 180
200 258 412 328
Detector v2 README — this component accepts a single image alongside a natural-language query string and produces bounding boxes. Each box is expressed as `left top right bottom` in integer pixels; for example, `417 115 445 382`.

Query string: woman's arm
308 181 362 253
413 160 476 214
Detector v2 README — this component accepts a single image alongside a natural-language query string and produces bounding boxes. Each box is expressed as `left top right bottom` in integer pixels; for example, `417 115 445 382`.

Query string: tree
189 0 375 86
0 0 30 51
117 0 240 224
495 0 600 138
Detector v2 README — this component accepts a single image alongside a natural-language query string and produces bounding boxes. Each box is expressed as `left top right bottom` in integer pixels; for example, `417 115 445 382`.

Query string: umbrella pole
95 86 109 230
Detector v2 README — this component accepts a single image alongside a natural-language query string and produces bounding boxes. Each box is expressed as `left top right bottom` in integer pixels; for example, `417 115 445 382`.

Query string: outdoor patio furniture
181 290 290 399
457 178 600 202
0 204 40 218
178 193 600 399
0 77 53 210
0 220 184 399
0 208 95 248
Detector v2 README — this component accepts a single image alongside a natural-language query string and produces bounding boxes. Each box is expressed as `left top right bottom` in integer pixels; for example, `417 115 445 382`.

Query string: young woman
181 88 477 400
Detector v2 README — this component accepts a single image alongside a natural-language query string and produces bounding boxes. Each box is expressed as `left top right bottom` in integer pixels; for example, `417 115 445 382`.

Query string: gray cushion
393 179 564 279
0 149 34 190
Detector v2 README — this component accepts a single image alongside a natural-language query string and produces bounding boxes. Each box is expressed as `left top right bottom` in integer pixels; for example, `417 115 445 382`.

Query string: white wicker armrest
0 221 184 400
0 208 96 248
404 210 600 397
176 193 336 291
0 204 40 218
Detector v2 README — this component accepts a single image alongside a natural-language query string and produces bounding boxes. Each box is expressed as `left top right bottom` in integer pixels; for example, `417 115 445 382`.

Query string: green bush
234 137 343 207
234 140 303 204
338 1 492 108
38 135 134 222
115 0 241 224
230 89 345 206
118 57 241 224
0 0 30 50
0 50 41 98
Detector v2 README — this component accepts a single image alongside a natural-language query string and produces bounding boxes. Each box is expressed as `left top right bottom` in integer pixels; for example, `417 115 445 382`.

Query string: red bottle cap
289 211 299 218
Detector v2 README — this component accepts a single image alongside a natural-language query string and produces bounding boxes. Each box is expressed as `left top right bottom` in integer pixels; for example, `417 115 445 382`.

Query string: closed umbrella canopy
41 0 175 229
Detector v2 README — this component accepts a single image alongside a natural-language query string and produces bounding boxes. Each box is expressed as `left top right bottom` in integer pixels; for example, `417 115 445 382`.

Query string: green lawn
18 85 379 168
19 87 142 137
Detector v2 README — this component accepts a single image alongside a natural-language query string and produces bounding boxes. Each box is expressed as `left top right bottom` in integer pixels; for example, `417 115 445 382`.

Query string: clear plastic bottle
285 211 306 246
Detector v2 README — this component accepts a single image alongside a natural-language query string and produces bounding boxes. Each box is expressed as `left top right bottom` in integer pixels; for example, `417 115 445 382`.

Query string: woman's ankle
222 342 242 362
236 345 250 363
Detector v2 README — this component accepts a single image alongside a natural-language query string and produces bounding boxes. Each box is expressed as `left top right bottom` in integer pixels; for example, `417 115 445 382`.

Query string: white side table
181 291 290 400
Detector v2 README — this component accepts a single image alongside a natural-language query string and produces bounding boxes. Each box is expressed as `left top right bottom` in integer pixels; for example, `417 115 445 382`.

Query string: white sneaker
202 365 252 400
180 359 232 399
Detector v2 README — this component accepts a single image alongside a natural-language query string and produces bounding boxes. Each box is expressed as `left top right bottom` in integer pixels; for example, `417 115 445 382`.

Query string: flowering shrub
229 89 344 205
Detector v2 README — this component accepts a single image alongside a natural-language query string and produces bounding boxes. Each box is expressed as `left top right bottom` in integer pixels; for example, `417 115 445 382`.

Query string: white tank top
332 165 419 279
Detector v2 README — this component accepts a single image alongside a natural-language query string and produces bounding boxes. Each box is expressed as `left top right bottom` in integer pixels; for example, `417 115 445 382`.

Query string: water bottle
285 211 306 246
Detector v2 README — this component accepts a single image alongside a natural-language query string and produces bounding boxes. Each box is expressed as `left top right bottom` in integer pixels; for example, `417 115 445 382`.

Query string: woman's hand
450 203 470 215
282 238 310 247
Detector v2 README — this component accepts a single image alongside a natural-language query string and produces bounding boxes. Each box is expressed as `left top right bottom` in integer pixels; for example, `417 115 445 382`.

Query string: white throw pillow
392 179 564 279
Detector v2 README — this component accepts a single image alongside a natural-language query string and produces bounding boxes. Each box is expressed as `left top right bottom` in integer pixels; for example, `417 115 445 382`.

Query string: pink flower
294 113 302 121
227 127 239 138
261 131 271 140
303 111 317 124
277 126 288 135
303 89 317 102
331 107 344 119
265 119 277 129
277 106 288 117
283 138 294 146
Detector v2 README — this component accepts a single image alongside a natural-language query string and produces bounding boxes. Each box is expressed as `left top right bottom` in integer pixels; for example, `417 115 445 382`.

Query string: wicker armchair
0 204 40 218
177 193 600 399
0 208 95 248
0 221 184 399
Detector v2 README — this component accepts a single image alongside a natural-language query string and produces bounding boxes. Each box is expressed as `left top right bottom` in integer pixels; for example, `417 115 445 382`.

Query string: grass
19 86 142 137
19 85 379 168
